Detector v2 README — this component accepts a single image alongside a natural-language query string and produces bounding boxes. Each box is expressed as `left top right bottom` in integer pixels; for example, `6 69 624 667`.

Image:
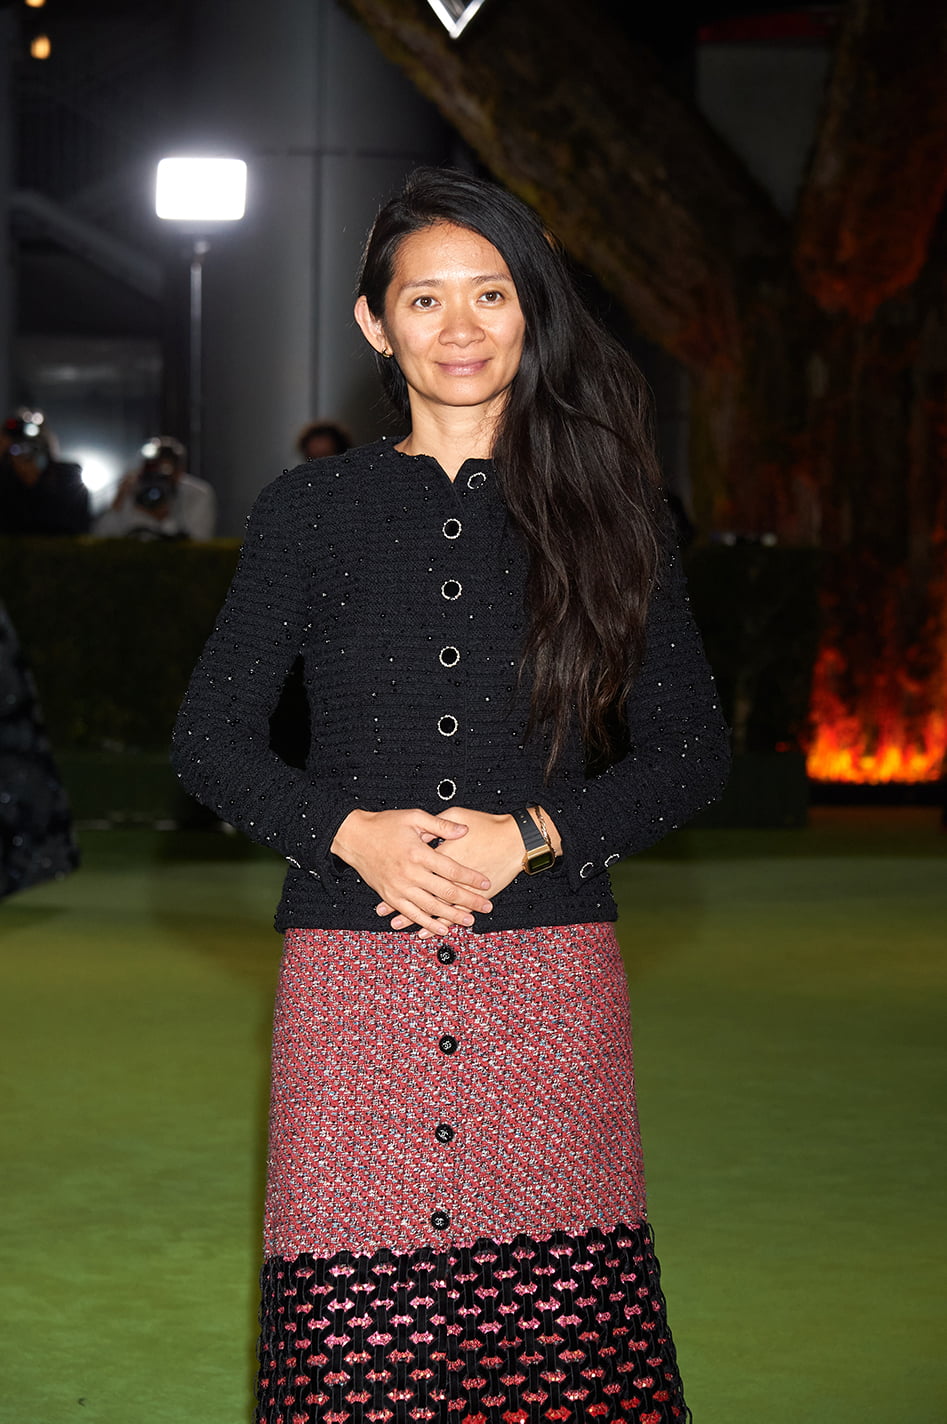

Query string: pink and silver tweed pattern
264 923 647 1259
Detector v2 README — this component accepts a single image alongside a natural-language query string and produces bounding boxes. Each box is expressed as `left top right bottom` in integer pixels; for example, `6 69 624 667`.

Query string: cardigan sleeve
170 477 351 879
532 544 731 891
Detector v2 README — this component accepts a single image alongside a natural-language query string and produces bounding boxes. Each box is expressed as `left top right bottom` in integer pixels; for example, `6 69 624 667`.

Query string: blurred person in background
0 411 90 536
0 600 79 898
294 419 352 462
95 436 216 541
273 417 353 764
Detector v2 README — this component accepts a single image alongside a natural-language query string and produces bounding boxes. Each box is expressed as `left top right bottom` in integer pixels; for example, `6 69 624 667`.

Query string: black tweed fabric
171 440 729 932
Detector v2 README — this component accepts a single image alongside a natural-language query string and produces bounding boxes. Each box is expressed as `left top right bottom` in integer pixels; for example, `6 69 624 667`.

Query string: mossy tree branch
795 0 947 318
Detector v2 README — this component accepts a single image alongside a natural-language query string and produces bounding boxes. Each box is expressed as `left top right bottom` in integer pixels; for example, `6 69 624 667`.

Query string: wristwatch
512 806 556 875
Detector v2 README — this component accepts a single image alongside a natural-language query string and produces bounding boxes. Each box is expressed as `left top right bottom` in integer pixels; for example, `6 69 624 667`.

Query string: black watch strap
512 806 556 875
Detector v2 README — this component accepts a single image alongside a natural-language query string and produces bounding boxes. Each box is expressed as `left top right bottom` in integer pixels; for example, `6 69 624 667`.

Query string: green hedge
0 537 821 757
0 536 240 751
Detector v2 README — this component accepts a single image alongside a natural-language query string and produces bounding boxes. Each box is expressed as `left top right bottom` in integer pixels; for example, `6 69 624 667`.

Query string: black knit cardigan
171 440 731 932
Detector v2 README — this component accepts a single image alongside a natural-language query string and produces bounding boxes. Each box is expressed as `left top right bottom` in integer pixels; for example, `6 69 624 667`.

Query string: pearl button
439 646 460 667
466 471 486 490
437 778 456 801
441 580 462 600
438 714 458 737
442 518 462 539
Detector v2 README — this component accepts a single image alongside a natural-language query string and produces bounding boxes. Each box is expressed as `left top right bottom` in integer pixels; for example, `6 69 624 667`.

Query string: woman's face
355 222 526 426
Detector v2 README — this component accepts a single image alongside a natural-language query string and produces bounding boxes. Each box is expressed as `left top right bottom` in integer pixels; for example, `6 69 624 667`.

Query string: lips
437 359 489 375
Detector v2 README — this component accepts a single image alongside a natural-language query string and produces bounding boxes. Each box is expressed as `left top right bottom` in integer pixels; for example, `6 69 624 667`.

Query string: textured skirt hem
256 1217 689 1423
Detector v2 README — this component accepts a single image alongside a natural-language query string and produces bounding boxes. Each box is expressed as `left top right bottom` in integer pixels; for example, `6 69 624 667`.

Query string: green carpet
1 809 944 1424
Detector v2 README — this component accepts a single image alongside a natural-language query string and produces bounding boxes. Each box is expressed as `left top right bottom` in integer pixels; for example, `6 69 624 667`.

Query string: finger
422 851 492 893
376 886 484 928
373 904 410 929
413 811 469 842
395 899 453 936
377 885 488 920
379 885 472 936
416 885 487 930
420 870 492 914
376 908 420 932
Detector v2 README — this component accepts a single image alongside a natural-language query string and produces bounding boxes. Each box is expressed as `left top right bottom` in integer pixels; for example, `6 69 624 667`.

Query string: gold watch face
523 844 556 874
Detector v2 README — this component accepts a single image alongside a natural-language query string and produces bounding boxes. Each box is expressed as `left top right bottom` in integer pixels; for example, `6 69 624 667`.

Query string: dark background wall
0 0 834 531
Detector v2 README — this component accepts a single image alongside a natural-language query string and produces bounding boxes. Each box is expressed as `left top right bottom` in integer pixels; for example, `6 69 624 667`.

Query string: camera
3 412 50 471
9 438 49 470
133 438 185 511
134 463 176 510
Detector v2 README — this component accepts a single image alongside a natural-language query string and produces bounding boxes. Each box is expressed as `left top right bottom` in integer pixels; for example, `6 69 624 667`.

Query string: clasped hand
330 805 524 937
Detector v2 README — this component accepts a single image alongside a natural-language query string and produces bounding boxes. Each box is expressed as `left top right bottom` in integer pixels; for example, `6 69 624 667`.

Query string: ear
354 295 389 356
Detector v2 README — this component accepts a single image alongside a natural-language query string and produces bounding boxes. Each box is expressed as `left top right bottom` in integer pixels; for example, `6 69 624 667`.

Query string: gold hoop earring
381 347 392 359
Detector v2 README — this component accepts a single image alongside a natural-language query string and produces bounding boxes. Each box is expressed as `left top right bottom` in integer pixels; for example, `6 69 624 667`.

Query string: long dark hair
358 167 667 774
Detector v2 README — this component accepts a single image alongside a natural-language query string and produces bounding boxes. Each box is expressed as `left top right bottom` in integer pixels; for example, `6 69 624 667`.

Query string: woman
173 168 730 1423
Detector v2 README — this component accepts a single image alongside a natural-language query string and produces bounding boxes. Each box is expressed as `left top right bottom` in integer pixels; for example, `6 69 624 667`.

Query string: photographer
0 411 90 536
95 437 216 541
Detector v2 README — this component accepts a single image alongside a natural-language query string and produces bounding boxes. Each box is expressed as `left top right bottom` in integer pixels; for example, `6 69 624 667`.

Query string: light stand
155 157 247 485
188 239 210 480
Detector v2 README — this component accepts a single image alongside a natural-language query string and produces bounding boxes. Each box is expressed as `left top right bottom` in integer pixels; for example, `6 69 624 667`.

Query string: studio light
424 0 487 39
155 157 247 224
75 450 117 495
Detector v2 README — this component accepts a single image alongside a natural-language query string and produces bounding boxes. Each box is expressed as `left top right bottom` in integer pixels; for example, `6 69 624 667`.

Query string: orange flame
806 644 946 783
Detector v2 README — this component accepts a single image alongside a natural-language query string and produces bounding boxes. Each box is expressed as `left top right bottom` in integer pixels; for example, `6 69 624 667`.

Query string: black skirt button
437 945 456 964
438 1034 458 1054
431 1210 450 1230
435 1124 455 1143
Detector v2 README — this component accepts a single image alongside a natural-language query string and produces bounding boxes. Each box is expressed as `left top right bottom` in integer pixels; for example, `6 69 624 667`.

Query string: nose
438 299 483 348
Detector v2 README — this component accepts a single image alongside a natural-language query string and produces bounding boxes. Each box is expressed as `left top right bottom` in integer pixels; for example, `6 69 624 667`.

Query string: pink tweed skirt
264 922 647 1258
256 924 689 1423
